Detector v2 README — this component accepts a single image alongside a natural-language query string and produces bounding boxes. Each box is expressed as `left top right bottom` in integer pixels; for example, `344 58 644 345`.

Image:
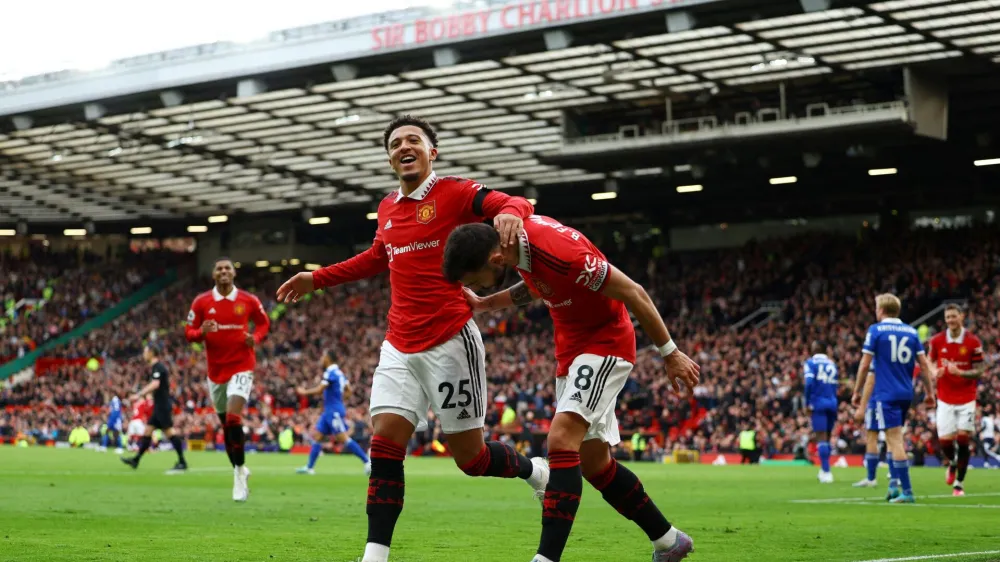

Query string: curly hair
382 114 439 151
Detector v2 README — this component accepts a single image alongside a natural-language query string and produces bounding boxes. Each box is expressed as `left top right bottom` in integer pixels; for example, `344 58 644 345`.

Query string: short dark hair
383 114 438 152
442 223 500 283
215 256 233 266
145 342 162 357
944 303 964 314
323 350 335 362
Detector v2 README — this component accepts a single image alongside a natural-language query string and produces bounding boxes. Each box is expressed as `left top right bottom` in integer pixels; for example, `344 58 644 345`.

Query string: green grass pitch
1 448 999 561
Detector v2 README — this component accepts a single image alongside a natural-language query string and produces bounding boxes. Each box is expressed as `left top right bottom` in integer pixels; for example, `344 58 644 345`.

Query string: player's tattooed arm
508 282 534 306
474 282 538 312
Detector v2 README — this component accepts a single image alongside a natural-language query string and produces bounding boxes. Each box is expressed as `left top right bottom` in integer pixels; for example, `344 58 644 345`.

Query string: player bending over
852 294 936 504
443 218 699 562
100 395 124 453
185 257 270 502
295 351 371 475
927 304 985 496
803 342 839 483
121 344 187 473
277 115 548 562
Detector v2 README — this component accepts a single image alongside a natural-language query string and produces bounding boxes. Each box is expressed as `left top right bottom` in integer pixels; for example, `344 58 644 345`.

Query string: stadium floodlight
207 215 228 223
366 212 378 220
309 216 331 225
770 176 798 185
130 227 152 235
305 263 321 271
255 260 269 268
289 258 301 265
0 229 15 236
187 225 208 233
591 192 617 200
974 158 1000 167
868 168 897 176
269 266 282 273
676 184 704 193
64 228 87 236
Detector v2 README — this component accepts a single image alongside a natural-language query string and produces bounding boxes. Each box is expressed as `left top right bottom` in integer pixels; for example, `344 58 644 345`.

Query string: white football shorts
370 318 486 434
208 371 254 414
937 400 976 436
554 354 634 446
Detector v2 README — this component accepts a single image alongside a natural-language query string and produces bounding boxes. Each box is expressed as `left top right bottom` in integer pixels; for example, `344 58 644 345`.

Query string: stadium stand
4 225 998 465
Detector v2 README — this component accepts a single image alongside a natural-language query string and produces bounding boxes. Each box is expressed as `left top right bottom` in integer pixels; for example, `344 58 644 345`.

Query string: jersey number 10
887 335 913 364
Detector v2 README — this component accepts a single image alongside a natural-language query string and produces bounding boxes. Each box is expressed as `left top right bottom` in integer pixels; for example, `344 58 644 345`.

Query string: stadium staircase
0 269 179 381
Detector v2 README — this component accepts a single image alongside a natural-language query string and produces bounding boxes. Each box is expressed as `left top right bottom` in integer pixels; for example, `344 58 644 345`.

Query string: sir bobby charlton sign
371 0 697 50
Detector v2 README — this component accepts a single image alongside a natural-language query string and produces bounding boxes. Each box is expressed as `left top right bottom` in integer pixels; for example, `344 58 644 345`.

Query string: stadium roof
2 0 1000 230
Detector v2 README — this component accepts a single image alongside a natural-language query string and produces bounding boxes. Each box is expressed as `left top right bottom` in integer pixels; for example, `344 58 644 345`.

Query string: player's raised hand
277 272 315 303
494 213 523 248
663 349 700 394
201 319 218 333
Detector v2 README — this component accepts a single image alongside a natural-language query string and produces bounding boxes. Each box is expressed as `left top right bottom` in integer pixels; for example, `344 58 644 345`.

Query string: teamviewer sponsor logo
217 324 244 330
385 239 440 262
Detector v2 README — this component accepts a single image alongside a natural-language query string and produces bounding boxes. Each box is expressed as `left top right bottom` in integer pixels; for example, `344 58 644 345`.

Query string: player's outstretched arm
296 383 326 396
184 301 205 342
277 243 390 303
465 281 539 313
599 264 700 392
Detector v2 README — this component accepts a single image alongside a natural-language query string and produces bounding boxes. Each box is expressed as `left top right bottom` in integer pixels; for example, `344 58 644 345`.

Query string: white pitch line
791 492 1000 504
854 550 1000 562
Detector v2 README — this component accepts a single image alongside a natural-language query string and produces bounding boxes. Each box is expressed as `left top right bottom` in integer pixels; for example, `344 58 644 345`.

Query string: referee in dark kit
121 342 188 473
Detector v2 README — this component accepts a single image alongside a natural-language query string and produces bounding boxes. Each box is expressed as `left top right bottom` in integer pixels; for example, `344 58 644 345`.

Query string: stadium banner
0 0 716 117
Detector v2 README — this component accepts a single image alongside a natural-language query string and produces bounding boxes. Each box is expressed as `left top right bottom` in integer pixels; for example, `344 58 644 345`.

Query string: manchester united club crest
416 201 436 224
234 303 246 316
960 346 967 356
534 280 554 297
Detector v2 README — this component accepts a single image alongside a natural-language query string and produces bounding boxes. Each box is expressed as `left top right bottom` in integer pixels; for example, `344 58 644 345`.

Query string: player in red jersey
185 257 270 502
927 303 985 496
276 115 548 562
442 216 700 562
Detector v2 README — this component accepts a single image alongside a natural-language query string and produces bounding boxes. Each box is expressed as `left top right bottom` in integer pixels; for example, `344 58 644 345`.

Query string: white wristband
657 340 677 357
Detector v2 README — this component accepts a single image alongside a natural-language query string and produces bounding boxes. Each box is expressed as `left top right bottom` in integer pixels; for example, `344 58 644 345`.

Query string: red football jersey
312 173 533 353
928 329 984 405
185 286 270 384
515 215 636 377
133 399 152 422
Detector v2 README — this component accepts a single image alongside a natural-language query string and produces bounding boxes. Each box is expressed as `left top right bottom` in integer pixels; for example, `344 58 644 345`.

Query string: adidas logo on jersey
457 409 471 420
569 391 583 402
384 220 392 230
208 308 216 315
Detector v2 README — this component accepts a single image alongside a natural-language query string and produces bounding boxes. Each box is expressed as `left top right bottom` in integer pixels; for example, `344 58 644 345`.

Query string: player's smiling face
213 260 235 286
387 125 436 184
944 309 963 331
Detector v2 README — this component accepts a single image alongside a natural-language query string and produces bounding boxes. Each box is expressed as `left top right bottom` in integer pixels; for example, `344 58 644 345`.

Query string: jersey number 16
887 335 913 364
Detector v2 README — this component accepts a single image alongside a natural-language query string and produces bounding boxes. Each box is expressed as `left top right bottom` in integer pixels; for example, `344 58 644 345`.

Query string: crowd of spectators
1 247 189 360
2 224 999 464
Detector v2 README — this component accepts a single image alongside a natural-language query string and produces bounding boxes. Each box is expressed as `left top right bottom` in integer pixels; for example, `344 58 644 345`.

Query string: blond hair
875 293 901 317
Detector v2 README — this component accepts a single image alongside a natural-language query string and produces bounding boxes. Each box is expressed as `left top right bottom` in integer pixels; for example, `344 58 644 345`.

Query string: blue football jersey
863 318 924 402
109 396 122 419
803 354 839 410
322 365 349 416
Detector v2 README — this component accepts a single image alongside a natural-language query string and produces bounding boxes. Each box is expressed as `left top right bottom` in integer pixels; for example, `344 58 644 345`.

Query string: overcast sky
0 0 450 80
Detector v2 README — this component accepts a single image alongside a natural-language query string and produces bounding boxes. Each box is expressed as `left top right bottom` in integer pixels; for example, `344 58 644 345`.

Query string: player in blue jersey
852 294 936 503
295 351 371 475
803 342 839 483
100 395 124 453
